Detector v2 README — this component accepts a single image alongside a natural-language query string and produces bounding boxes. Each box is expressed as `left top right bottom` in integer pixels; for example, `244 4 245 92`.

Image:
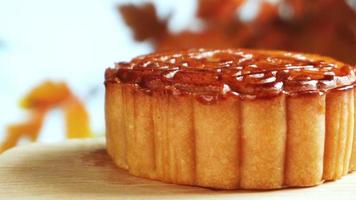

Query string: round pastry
104 49 356 189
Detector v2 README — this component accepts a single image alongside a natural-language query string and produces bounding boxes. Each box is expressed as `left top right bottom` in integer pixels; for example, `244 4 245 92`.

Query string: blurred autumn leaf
0 81 92 153
119 3 168 42
118 0 356 65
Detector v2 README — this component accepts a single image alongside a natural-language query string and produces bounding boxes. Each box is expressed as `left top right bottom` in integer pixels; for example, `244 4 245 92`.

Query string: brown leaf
119 3 168 41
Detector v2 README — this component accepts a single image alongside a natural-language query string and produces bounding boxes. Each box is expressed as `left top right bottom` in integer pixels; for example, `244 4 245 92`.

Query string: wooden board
0 138 355 200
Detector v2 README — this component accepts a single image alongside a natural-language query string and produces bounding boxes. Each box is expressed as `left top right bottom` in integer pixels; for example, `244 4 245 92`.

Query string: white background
0 0 196 143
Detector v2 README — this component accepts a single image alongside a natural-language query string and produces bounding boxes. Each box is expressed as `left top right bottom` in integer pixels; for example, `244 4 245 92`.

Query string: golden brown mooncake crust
105 49 356 189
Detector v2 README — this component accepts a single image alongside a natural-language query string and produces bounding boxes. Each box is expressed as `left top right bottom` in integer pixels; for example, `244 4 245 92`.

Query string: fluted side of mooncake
105 84 356 189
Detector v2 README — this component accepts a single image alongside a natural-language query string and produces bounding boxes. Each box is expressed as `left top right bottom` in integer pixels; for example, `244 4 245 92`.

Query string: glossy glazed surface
105 49 356 102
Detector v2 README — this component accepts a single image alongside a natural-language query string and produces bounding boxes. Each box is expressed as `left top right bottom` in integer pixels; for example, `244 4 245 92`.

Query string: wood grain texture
0 138 356 200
